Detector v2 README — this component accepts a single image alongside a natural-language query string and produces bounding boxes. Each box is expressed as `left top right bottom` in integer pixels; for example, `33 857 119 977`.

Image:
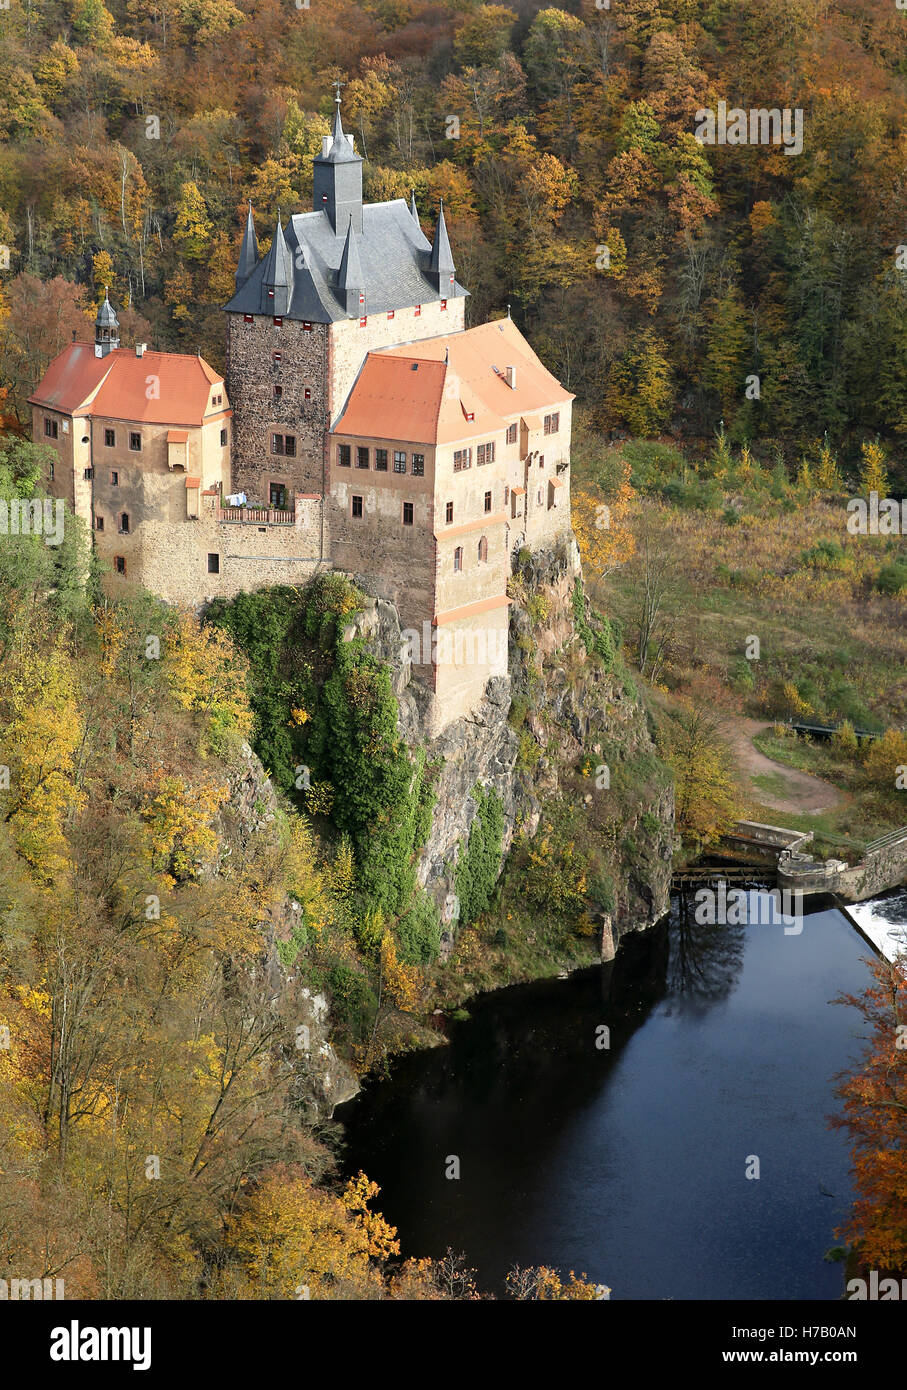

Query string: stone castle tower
224 89 467 532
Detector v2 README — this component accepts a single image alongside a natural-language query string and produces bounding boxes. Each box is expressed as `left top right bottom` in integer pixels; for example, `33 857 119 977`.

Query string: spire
235 200 259 291
410 189 420 226
261 213 294 315
337 216 364 315
95 289 119 357
427 198 456 294
313 84 364 232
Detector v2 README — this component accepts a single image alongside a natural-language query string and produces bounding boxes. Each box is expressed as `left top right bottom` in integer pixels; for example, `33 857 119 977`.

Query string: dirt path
724 717 842 817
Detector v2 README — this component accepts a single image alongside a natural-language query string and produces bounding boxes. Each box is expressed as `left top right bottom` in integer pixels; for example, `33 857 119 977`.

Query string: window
453 546 463 572
351 495 363 518
273 316 283 327
393 451 407 473
538 488 543 505
375 448 388 471
440 299 448 311
207 553 220 574
129 431 142 451
94 515 104 531
273 351 282 363
49 462 55 480
544 412 560 435
387 310 395 321
105 428 115 447
504 486 509 505
270 483 288 509
114 556 126 575
84 468 93 480
445 501 454 524
119 512 130 534
110 470 119 486
548 481 557 510
414 305 421 317
411 453 424 476
271 433 296 456
359 316 367 328
478 536 488 563
44 418 58 439
506 423 517 445
274 385 283 400
244 313 254 323
357 446 370 469
338 444 351 468
453 448 471 472
304 388 311 401
302 321 313 332
212 393 222 406
539 454 545 469
220 428 228 446
477 441 495 466
484 490 492 513
402 501 414 526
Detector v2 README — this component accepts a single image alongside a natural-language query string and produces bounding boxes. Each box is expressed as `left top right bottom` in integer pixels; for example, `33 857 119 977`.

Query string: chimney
505 365 517 389
135 343 147 358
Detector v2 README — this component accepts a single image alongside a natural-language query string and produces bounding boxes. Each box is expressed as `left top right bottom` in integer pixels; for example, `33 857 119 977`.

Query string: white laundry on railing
226 492 247 506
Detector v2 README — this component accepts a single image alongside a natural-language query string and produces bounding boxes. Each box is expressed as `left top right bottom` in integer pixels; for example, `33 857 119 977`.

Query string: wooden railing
218 506 295 525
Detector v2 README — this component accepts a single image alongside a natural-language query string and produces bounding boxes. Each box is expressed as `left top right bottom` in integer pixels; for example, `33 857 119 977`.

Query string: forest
0 0 905 464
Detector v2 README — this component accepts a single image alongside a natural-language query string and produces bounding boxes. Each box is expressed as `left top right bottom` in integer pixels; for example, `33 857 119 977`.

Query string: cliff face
348 539 675 962
216 742 360 1119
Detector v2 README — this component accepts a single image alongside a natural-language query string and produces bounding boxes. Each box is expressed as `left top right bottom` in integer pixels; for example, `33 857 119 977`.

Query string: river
339 884 891 1299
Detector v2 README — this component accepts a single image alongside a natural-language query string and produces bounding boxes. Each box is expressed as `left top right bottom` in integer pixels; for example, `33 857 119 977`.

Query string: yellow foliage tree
859 439 889 496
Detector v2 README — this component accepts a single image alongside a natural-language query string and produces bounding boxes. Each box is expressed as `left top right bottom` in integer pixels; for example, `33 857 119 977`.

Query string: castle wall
100 494 326 607
328 297 466 422
328 432 437 630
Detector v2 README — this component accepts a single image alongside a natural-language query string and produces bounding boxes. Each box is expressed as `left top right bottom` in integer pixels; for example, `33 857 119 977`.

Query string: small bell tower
95 290 120 358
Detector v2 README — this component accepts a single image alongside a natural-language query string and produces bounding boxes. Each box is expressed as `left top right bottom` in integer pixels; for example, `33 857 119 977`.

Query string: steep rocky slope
347 537 674 962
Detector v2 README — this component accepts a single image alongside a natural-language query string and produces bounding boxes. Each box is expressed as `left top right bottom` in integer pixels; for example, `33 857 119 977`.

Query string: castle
31 93 575 735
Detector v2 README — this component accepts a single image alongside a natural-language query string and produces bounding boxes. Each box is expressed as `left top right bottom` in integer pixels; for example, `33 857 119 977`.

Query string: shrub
456 785 505 925
876 560 907 596
395 892 441 965
800 539 846 570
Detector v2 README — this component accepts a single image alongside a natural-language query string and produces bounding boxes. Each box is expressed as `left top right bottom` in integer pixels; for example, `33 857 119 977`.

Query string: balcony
218 505 295 525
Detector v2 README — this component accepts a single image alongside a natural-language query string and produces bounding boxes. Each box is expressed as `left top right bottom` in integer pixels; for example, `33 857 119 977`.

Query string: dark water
340 890 875 1299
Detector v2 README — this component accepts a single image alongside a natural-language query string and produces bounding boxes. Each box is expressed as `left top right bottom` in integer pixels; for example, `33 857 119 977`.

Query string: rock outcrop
346 538 675 962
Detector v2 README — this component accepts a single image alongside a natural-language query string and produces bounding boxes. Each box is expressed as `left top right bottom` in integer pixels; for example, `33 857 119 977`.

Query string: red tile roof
29 344 225 426
333 318 573 447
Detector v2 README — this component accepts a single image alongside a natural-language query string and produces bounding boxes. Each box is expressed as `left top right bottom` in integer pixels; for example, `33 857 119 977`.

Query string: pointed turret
235 200 259 292
313 87 363 234
261 213 295 316
336 216 364 316
95 289 119 358
426 199 456 295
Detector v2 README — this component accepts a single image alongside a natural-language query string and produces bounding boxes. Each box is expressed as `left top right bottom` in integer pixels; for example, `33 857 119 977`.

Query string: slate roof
224 198 468 323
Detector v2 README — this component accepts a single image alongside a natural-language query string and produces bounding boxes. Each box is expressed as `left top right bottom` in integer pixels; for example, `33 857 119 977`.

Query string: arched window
477 536 488 564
